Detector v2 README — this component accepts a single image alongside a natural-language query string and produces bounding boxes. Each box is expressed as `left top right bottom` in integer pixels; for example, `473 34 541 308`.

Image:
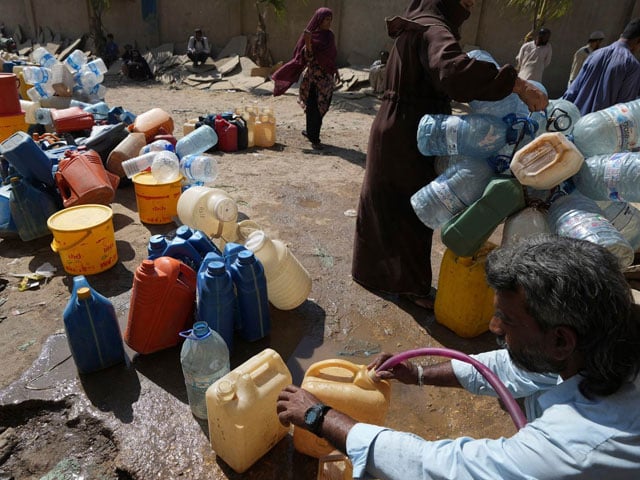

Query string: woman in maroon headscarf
272 7 338 150
351 0 547 309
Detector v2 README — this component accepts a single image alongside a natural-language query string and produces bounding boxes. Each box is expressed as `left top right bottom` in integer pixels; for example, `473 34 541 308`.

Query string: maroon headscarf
387 0 471 39
272 7 337 96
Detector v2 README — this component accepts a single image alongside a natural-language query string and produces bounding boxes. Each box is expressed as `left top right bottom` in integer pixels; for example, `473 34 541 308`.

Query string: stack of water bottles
64 49 108 102
411 49 640 269
23 47 58 102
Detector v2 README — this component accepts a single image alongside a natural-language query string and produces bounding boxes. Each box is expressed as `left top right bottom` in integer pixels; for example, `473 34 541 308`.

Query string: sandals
400 293 435 310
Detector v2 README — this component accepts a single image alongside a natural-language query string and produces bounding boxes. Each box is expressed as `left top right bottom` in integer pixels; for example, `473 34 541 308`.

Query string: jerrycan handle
305 359 377 390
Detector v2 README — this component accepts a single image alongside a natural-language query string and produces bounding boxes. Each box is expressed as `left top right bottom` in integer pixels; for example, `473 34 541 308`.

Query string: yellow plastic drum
47 204 117 275
434 243 497 338
131 171 182 224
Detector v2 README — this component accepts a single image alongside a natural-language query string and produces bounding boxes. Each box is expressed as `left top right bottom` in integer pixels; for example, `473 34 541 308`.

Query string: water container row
59 270 381 475
195 244 271 351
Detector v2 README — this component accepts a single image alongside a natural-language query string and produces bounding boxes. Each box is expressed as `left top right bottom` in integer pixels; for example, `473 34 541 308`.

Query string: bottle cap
77 287 91 300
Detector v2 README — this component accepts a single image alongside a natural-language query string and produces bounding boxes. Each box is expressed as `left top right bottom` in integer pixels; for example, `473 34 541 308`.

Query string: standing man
187 28 211 67
278 235 640 479
516 27 552 82
563 19 640 115
567 30 605 86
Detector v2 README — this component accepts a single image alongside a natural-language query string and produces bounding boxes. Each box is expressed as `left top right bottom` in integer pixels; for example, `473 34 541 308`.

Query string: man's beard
496 336 565 374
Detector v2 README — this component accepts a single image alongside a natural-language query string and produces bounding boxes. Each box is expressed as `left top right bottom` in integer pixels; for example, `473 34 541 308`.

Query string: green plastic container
441 177 525 257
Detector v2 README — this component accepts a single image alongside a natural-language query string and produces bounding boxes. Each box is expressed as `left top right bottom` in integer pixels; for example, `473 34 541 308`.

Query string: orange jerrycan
206 348 292 473
294 359 391 458
434 242 497 338
129 107 174 142
124 257 196 354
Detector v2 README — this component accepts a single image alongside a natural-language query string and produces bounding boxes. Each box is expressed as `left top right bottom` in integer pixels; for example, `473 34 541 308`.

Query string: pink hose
377 347 527 430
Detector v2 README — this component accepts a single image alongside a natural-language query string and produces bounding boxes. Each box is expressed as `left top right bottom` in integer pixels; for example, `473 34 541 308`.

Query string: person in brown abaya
351 0 547 309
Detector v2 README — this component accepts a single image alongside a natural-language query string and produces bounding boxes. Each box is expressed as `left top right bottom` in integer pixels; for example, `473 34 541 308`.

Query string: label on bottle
445 116 461 155
603 152 627 201
557 211 609 239
603 105 638 151
431 178 466 213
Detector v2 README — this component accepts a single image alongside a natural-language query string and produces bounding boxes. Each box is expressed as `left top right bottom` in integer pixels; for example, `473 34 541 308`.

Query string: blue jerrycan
63 275 126 374
197 260 236 350
228 250 271 341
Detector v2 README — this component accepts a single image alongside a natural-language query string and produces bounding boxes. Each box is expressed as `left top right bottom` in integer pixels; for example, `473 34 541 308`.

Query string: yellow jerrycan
205 348 292 473
434 242 497 338
294 359 391 459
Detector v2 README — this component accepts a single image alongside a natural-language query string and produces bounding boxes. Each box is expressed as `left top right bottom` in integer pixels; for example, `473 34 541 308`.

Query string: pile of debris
0 23 375 97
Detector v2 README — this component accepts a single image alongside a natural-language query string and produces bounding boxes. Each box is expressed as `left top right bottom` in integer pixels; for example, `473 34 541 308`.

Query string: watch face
305 407 320 424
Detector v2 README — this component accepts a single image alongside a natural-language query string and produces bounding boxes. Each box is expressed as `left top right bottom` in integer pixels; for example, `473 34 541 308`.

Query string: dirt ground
0 75 514 478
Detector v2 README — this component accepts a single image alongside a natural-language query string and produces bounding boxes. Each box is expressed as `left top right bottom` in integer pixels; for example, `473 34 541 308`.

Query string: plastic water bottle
151 150 180 183
417 113 514 157
77 66 104 90
121 152 158 178
547 190 634 267
179 321 230 419
467 51 529 119
228 250 271 342
85 58 107 77
196 260 236 350
175 125 218 159
63 275 126 374
26 83 55 101
122 151 178 179
35 107 52 125
81 101 110 121
572 99 640 157
87 83 107 102
179 154 218 187
601 201 640 251
140 139 175 155
22 66 52 84
411 156 495 229
545 98 581 135
65 49 88 73
573 152 640 202
32 47 57 68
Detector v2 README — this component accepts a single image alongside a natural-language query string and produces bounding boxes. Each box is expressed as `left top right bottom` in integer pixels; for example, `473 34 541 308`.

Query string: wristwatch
304 402 332 437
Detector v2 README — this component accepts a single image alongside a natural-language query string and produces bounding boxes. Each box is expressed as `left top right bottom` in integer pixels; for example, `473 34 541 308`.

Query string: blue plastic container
0 131 54 187
0 183 18 238
175 225 222 257
196 260 236 350
228 250 271 341
158 235 203 271
222 241 248 269
9 176 60 241
147 234 169 259
63 275 126 374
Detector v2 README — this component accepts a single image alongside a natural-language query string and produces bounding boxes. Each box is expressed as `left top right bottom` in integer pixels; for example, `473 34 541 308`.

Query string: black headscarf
387 0 471 39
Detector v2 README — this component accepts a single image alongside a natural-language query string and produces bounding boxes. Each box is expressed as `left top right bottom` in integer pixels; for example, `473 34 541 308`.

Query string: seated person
104 33 119 67
121 45 153 81
187 28 211 67
369 50 389 94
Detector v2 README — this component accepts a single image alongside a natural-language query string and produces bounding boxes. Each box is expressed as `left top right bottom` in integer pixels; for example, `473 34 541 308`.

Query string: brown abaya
352 0 518 299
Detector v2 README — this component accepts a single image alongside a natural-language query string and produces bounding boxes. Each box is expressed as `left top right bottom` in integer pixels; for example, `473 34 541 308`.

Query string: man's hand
367 352 418 385
513 77 549 113
276 384 321 428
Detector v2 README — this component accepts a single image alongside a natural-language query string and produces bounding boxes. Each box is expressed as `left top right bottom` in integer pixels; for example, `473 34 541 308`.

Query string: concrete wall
2 0 638 97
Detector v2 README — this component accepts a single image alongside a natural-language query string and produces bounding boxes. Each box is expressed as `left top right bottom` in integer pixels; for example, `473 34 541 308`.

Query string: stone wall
2 0 638 97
